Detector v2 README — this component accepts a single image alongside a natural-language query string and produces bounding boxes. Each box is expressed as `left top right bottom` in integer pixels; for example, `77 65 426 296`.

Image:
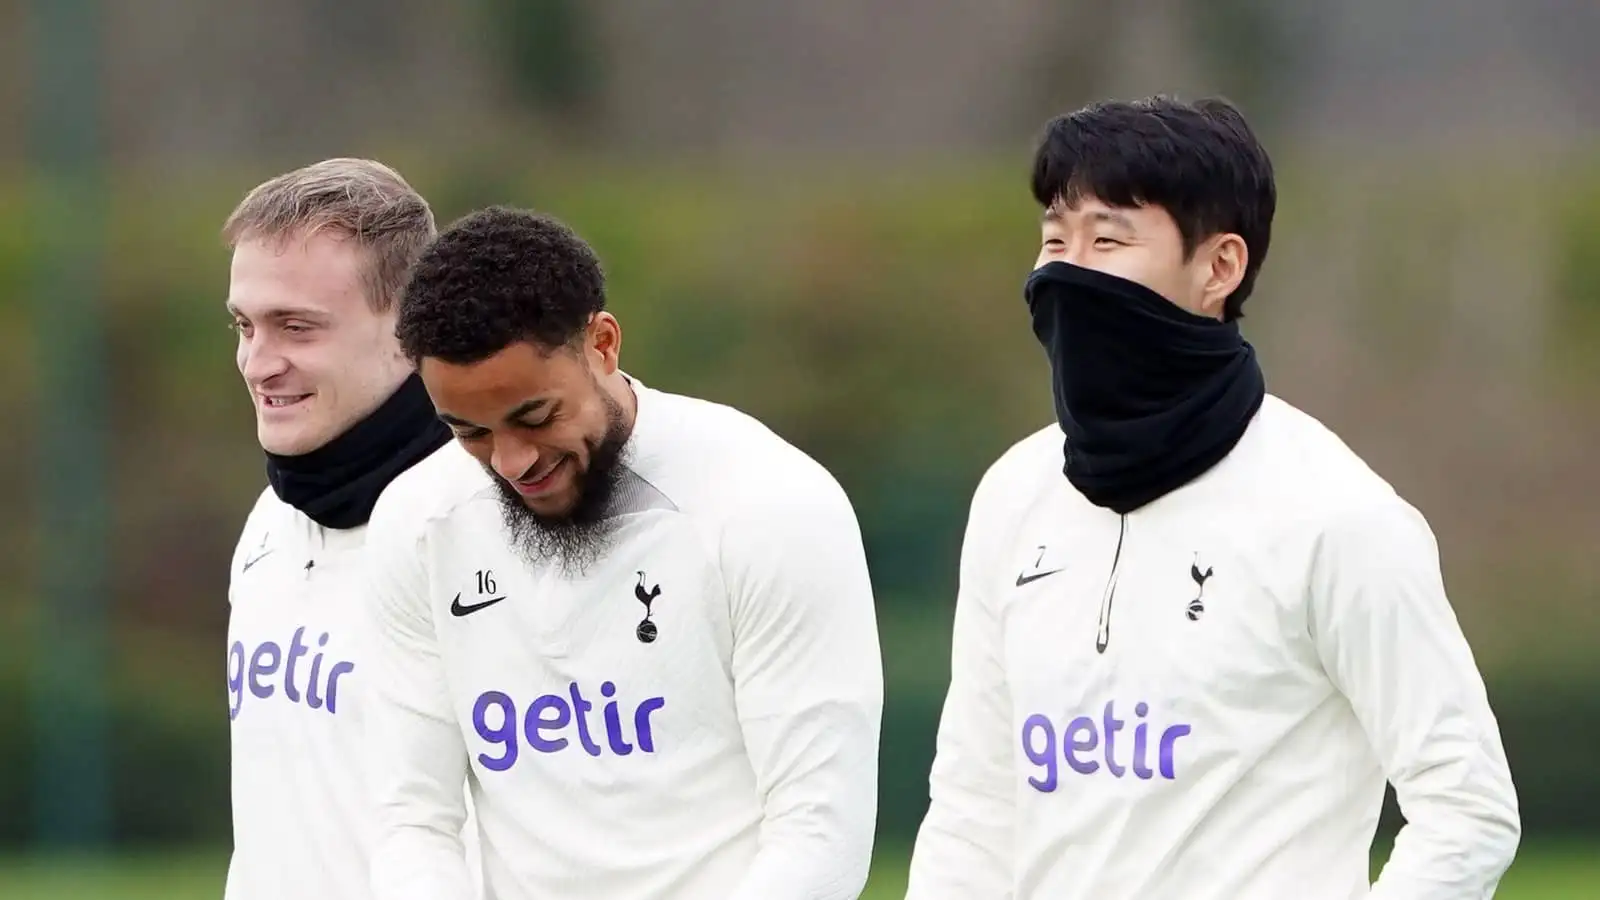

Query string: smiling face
421 322 635 574
1027 96 1277 321
1034 195 1247 320
228 231 411 455
422 318 631 520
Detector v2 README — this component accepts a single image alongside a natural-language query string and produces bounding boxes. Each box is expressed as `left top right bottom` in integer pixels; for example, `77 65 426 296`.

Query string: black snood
1024 261 1266 513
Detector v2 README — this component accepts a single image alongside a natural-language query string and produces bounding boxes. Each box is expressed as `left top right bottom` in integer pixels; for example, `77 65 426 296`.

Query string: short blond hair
222 158 436 312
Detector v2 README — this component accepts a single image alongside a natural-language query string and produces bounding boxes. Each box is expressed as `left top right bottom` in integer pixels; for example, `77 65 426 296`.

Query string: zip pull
1095 515 1128 653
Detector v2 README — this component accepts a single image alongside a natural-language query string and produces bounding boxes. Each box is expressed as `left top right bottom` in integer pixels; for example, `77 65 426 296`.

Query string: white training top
224 484 481 900
905 394 1520 900
362 378 883 900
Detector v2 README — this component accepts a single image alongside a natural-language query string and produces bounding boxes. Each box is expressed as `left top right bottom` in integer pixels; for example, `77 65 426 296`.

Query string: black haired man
907 96 1520 900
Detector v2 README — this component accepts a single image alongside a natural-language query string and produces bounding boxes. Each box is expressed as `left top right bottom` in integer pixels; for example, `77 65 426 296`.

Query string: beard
488 391 632 578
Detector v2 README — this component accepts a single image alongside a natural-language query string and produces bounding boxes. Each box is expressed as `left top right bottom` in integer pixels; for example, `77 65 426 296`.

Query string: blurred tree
2 156 1598 849
1184 0 1307 130
1018 0 1304 133
1553 171 1600 383
1013 0 1120 124
480 0 604 129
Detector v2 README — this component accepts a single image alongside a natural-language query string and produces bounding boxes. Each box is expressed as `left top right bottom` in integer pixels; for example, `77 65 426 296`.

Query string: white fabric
906 394 1520 900
225 485 481 900
364 380 883 900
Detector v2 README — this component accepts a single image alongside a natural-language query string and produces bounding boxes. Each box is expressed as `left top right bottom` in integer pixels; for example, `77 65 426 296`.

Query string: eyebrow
225 302 328 321
438 397 552 429
1040 207 1137 231
1088 210 1137 230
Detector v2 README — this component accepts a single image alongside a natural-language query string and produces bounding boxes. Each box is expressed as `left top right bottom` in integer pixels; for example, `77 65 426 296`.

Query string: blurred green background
4 1 1598 897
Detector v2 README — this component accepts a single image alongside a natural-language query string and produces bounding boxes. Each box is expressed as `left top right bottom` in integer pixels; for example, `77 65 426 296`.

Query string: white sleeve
718 476 883 900
904 480 1014 900
363 498 478 900
1309 498 1520 899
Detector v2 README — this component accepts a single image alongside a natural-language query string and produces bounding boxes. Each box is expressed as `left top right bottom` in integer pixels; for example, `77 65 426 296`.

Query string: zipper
1095 515 1128 654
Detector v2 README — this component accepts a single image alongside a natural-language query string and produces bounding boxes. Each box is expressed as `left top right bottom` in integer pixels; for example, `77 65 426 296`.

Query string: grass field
0 842 1594 899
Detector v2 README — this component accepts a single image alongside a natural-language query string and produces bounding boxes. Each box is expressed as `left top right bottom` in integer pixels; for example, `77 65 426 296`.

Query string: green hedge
2 154 1598 846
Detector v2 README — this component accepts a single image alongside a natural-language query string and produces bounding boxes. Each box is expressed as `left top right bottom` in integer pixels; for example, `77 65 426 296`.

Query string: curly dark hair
1030 95 1276 322
397 206 606 364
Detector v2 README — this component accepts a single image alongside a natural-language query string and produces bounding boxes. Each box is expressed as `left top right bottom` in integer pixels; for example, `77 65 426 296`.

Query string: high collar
1024 261 1267 513
264 373 451 530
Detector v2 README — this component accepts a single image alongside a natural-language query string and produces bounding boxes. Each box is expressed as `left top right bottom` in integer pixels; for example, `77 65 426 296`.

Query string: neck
605 369 640 434
1058 352 1265 513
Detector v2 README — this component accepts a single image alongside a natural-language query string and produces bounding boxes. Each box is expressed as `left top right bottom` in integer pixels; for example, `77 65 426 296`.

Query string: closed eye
230 317 315 338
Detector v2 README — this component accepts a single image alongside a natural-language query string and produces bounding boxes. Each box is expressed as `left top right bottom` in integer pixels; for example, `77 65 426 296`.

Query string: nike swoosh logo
241 551 273 573
450 593 507 616
1015 568 1063 587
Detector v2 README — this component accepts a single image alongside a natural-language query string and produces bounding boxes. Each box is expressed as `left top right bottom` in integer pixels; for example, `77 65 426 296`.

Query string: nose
490 434 544 483
238 332 290 386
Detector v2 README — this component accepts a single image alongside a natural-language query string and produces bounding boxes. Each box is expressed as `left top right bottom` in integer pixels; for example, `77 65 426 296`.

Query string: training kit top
224 484 482 900
905 394 1520 900
362 378 884 900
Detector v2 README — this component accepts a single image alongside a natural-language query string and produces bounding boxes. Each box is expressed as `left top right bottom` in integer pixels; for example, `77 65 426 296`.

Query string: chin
523 492 577 517
256 420 336 456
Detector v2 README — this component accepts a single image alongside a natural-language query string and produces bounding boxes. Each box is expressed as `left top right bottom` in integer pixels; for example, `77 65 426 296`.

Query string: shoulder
228 486 281 586
1257 396 1411 509
230 486 293 562
638 386 858 523
971 421 1065 522
1312 488 1439 576
1223 395 1439 570
234 485 279 538
636 388 864 576
369 440 496 547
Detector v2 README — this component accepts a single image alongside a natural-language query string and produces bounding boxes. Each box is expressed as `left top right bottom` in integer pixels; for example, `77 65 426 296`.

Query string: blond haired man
221 159 476 899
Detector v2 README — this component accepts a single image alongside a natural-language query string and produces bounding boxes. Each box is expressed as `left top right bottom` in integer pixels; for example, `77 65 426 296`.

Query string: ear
586 312 622 375
1196 233 1248 320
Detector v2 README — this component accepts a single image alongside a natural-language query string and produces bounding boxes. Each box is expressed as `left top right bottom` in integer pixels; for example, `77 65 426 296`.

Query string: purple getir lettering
470 681 666 772
1021 699 1191 792
227 626 355 720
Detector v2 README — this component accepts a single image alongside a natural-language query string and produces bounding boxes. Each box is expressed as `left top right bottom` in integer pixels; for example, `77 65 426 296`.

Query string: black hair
1030 95 1276 321
397 206 605 364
